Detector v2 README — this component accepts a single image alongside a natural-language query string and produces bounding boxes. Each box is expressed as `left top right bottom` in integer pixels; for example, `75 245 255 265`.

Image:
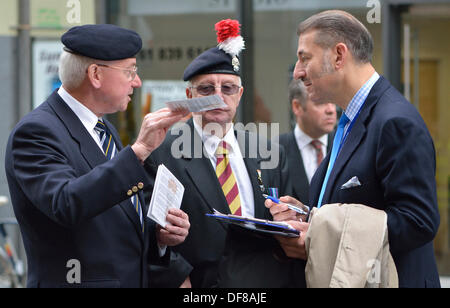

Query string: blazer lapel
322 118 367 203
48 92 107 169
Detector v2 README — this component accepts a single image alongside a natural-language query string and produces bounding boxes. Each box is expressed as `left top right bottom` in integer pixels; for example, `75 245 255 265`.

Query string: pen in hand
263 194 310 216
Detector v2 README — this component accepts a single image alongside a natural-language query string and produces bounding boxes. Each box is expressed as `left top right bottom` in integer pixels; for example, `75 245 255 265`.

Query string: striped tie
94 120 117 160
215 141 242 216
95 120 144 228
310 140 324 168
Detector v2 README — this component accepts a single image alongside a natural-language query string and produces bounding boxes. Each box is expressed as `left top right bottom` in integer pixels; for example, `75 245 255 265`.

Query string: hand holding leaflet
147 164 184 228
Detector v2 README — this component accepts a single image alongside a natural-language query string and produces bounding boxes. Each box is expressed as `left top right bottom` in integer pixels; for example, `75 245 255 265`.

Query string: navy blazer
5 91 164 288
309 76 441 288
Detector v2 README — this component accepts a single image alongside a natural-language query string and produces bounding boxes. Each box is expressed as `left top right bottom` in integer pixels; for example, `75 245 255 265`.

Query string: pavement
441 277 450 288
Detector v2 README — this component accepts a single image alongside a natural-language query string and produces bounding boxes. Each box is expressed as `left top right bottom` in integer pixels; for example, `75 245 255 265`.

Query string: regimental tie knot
94 120 107 140
215 141 231 158
94 119 117 161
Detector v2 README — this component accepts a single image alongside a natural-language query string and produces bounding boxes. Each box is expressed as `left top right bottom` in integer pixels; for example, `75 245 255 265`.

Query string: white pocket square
341 176 361 189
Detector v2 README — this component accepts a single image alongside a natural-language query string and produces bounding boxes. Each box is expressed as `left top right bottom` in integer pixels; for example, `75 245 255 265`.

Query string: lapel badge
257 169 265 192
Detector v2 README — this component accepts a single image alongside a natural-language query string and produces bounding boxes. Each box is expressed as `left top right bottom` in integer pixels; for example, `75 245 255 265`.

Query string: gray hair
58 50 96 90
288 79 308 107
298 10 373 64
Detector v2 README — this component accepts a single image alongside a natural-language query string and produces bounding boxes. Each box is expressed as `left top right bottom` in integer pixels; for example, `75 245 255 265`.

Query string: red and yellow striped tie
215 141 242 216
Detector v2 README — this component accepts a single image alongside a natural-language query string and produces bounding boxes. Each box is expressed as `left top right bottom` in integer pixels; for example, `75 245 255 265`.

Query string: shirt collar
343 71 380 121
193 118 237 158
294 124 328 149
57 87 99 133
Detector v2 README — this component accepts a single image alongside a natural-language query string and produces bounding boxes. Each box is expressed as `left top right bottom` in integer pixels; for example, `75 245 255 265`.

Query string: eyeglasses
191 84 241 96
96 64 138 81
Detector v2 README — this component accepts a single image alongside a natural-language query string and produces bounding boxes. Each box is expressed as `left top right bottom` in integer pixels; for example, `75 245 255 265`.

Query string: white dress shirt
193 120 255 218
294 124 328 184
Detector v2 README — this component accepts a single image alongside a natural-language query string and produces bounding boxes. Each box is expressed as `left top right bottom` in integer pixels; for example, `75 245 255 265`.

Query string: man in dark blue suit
267 10 440 287
5 24 190 288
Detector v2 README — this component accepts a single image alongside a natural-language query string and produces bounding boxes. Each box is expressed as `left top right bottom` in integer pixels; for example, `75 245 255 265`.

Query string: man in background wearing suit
267 10 440 287
279 79 336 204
148 19 305 288
5 24 190 288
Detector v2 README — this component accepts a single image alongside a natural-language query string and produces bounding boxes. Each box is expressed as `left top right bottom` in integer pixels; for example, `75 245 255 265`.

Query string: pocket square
341 176 361 189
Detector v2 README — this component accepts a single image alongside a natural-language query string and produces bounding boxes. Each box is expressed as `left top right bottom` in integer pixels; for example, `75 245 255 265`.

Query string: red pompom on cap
215 19 241 44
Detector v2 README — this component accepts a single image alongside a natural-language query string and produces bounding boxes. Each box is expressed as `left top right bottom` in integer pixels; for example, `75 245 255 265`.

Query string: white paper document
165 95 227 112
147 164 185 228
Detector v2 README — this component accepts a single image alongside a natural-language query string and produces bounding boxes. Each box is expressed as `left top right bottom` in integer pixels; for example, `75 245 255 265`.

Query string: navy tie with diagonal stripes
95 120 117 160
94 120 144 229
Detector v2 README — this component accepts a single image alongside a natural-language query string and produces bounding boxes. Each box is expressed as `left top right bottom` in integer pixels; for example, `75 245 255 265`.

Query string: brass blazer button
132 186 138 193
127 190 133 197
138 182 144 190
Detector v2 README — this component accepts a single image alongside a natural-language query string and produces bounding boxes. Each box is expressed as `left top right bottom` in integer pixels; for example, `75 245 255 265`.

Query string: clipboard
206 209 300 238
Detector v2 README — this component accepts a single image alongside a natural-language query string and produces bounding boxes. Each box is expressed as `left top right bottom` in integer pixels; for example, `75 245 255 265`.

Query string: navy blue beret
61 24 142 61
183 47 241 81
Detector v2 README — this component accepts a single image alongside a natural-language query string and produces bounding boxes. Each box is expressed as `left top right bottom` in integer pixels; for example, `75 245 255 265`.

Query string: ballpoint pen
263 194 310 216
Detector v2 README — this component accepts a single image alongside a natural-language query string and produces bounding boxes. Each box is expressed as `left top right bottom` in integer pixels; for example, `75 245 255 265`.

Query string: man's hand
132 108 189 163
265 196 309 260
275 221 309 260
265 195 307 222
156 208 190 247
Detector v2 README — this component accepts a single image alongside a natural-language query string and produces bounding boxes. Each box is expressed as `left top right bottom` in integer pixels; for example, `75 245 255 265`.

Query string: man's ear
87 64 102 89
334 43 348 69
292 99 303 117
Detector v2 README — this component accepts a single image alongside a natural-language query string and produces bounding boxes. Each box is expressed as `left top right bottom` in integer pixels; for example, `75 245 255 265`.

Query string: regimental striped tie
95 120 117 160
95 119 144 229
215 141 242 216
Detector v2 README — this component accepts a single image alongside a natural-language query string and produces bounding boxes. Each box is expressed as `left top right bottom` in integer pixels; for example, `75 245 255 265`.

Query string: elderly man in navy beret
5 24 190 288
148 20 306 288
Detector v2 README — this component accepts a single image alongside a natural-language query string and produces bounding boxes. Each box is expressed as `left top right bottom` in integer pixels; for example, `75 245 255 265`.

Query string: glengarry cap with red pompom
183 19 245 81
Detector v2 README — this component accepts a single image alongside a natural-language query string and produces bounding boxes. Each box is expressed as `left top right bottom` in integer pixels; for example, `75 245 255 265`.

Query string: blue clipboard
206 209 300 238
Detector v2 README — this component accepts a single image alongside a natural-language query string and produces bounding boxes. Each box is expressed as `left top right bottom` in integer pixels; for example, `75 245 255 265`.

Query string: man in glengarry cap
148 19 306 288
